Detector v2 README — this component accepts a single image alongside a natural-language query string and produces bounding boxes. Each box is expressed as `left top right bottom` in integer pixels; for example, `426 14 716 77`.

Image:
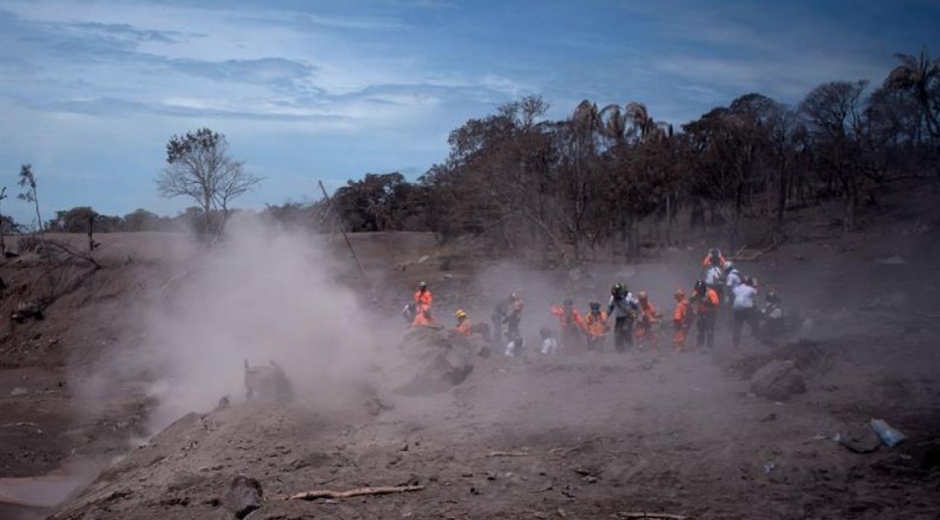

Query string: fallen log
618 513 689 520
289 485 425 501
618 513 688 520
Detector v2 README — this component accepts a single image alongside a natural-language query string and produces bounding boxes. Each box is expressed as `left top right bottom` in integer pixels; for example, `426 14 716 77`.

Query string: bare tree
156 128 260 237
0 187 6 258
18 164 45 235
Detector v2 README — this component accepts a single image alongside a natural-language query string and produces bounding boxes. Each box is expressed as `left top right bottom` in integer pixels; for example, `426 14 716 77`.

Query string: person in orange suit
634 291 661 349
412 307 433 327
454 309 472 336
551 298 584 351
583 302 608 352
692 280 719 350
672 289 694 351
414 281 433 313
701 248 727 270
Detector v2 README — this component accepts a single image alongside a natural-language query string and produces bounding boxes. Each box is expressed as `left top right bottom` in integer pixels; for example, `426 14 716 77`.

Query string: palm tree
884 47 940 138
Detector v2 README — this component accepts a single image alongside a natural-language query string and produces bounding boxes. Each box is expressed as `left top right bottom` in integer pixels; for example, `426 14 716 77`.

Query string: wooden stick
618 513 689 520
487 450 536 457
289 485 425 501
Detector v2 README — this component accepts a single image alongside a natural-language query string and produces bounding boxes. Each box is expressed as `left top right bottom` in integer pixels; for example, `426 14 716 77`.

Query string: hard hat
694 280 706 293
674 288 685 299
724 261 735 272
589 301 601 311
418 281 427 289
455 309 467 319
638 291 648 301
611 283 625 297
766 291 780 303
563 298 573 307
510 291 519 300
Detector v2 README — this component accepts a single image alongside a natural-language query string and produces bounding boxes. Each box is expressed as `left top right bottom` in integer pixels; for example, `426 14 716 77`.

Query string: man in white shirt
725 262 742 305
731 277 760 349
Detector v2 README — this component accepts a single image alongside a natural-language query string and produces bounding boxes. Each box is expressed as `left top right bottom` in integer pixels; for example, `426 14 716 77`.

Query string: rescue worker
725 262 742 307
759 291 785 339
704 260 725 306
731 276 760 349
454 309 472 337
401 303 417 325
550 298 585 351
701 248 727 270
607 283 639 353
539 327 559 355
411 306 434 328
492 291 524 344
672 289 694 351
692 280 719 350
583 302 608 352
414 281 433 314
634 291 661 349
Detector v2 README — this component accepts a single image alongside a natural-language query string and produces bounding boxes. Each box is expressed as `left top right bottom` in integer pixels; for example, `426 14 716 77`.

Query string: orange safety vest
551 305 584 329
583 311 607 337
455 318 472 336
673 298 692 327
412 310 434 328
414 290 433 312
695 289 719 314
639 301 658 323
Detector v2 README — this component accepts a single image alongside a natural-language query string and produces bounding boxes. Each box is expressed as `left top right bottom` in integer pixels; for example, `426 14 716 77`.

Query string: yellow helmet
454 309 467 319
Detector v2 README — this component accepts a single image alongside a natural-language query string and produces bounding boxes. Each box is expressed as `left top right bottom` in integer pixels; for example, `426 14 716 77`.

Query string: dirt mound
750 359 807 401
385 327 477 396
727 339 832 380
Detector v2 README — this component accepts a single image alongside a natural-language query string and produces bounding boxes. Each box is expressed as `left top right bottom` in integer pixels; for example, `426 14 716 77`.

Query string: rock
390 328 473 396
10 387 27 396
839 425 882 453
243 360 293 402
750 360 806 401
224 475 263 519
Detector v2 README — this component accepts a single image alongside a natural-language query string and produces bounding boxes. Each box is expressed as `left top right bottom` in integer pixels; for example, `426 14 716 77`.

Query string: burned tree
156 128 260 238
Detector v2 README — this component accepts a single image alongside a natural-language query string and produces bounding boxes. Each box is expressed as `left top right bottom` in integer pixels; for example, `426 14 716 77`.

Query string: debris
10 387 27 396
757 412 777 423
838 425 881 453
874 255 906 265
750 360 806 401
487 450 535 458
391 328 473 396
870 419 906 447
762 461 776 473
418 255 430 264
224 475 263 519
243 360 293 402
289 485 425 501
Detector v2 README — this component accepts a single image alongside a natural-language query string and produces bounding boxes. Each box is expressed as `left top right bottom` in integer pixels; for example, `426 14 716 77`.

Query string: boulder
390 327 474 396
224 475 263 519
750 360 806 401
243 360 293 402
839 425 881 453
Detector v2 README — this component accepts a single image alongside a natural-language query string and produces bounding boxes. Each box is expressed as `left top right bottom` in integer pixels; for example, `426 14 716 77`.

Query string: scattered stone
838 425 881 453
750 360 806 401
224 475 263 520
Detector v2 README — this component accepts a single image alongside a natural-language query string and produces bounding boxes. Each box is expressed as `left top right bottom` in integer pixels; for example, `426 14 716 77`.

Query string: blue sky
0 0 938 224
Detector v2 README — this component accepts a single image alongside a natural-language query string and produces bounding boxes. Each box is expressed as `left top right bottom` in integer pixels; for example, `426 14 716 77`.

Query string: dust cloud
136 215 379 431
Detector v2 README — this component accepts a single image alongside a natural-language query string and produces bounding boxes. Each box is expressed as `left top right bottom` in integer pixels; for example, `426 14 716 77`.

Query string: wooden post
317 181 370 287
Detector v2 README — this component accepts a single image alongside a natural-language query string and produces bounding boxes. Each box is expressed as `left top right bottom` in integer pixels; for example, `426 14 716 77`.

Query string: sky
0 0 938 224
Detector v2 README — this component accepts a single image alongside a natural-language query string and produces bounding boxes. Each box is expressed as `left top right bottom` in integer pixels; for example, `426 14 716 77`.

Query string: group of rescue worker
403 248 782 355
